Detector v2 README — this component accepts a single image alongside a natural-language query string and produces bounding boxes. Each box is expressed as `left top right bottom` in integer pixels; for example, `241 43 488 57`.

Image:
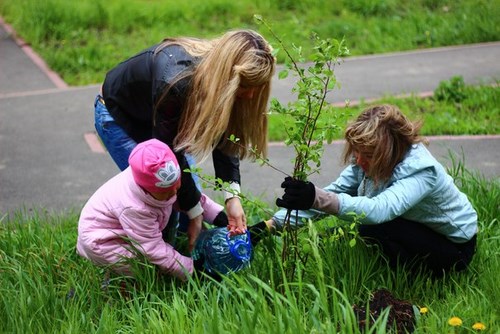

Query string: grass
1 162 499 333
0 0 499 85
0 1 498 332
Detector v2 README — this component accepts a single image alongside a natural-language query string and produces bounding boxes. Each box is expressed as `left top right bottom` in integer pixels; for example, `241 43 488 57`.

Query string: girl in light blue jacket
273 104 478 276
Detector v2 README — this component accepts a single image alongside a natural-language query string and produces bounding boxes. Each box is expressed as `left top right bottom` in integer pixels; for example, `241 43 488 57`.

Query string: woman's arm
152 45 202 215
272 165 362 229
212 148 241 195
337 167 437 224
153 109 202 215
212 148 246 234
323 164 363 196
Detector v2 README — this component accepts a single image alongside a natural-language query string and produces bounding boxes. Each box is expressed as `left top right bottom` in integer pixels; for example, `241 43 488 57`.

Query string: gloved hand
193 255 206 272
187 215 203 252
276 177 316 210
248 221 270 247
192 254 222 282
213 211 229 227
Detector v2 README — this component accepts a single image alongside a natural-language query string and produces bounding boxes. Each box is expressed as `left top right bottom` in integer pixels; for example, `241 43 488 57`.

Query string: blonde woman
272 104 478 276
95 29 275 249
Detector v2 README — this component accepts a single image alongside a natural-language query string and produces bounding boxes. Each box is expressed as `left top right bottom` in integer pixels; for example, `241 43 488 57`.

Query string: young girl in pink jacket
77 139 226 280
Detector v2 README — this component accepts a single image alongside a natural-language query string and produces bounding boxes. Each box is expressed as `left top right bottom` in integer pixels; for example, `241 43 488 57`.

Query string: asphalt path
0 19 499 218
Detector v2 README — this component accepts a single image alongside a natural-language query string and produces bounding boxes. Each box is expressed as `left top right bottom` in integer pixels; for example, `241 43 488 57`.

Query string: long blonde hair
342 104 427 184
156 29 275 162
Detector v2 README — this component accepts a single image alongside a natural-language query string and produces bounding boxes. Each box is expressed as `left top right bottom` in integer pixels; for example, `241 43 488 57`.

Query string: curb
0 16 68 89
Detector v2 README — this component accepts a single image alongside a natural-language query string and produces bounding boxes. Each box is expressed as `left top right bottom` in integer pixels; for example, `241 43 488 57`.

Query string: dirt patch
352 289 416 333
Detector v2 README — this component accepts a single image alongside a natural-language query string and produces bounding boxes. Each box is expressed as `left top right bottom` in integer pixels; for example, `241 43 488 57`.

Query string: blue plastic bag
192 227 252 275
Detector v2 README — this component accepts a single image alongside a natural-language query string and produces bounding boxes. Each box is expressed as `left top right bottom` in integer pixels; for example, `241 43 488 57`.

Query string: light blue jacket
273 143 478 243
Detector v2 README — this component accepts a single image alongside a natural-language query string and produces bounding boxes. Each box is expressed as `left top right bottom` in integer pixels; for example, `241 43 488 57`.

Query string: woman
272 104 478 276
94 29 276 249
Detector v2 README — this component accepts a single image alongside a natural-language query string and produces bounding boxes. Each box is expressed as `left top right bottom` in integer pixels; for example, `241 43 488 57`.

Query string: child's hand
187 215 203 252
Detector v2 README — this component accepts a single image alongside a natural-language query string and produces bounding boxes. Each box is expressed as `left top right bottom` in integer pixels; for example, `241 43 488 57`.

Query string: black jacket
102 44 240 212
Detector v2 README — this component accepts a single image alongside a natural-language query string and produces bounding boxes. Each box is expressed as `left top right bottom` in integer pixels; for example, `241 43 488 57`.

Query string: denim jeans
94 95 137 171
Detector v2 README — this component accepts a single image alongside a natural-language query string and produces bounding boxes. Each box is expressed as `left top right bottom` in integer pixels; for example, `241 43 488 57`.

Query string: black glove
213 211 229 227
192 254 222 282
193 255 205 272
248 221 269 247
276 177 316 210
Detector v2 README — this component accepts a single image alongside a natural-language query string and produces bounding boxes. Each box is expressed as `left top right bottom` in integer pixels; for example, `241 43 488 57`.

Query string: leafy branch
255 15 349 283
185 16 350 285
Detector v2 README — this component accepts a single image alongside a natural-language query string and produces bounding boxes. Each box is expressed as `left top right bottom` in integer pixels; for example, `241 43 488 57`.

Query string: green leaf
278 69 289 79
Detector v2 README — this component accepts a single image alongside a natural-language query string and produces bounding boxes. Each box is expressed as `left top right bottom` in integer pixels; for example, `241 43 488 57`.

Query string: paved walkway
0 18 499 217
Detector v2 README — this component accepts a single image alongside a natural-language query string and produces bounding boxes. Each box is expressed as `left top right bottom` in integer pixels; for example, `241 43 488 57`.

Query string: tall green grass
1 0 499 85
1 162 498 333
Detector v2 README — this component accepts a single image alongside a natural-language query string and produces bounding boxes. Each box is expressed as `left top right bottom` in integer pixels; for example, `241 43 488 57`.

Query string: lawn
1 163 498 333
0 1 499 332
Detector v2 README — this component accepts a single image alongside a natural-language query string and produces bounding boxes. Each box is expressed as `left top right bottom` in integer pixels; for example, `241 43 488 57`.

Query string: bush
434 76 467 103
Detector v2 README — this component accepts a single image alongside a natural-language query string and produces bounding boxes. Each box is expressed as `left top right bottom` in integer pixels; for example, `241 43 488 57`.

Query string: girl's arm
120 208 193 280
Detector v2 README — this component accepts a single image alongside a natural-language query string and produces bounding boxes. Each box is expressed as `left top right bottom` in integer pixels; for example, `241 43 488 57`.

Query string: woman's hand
276 177 316 210
225 197 247 236
187 215 203 252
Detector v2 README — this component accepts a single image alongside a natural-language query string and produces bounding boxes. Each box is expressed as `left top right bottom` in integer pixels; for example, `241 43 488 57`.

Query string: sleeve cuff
223 182 241 202
313 187 340 214
186 202 204 219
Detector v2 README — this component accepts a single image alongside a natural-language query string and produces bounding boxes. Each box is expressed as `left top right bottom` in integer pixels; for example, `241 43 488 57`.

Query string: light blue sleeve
323 164 361 196
272 165 361 229
272 207 325 230
337 167 437 224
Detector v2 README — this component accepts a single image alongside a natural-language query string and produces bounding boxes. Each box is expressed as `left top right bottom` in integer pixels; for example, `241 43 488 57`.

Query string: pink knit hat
128 139 181 193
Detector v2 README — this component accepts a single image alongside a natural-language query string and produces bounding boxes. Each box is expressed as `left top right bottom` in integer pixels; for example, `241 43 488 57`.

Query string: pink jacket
77 167 223 280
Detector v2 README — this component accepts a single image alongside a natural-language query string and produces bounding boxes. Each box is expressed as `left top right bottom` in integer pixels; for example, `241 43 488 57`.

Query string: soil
352 289 416 333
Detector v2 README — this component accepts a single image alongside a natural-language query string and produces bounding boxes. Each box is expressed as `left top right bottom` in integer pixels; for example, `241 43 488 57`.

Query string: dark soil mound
352 289 416 333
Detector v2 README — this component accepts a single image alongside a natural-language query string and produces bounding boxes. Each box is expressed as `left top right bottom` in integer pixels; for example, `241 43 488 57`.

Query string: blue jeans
94 95 137 171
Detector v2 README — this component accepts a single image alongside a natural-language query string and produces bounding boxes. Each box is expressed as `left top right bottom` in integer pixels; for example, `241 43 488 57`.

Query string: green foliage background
1 0 499 85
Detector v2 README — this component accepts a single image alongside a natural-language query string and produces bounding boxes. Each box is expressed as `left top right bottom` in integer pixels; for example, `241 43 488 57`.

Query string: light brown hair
342 104 427 183
156 29 275 162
